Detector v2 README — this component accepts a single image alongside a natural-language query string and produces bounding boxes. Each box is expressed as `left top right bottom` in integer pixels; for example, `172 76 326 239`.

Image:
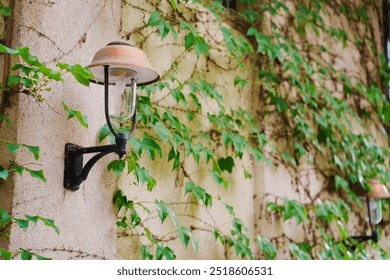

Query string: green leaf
99 123 113 143
156 200 178 227
146 11 162 26
0 44 19 55
23 145 40 161
156 243 176 260
257 235 276 260
168 147 180 171
185 181 212 207
107 160 126 177
20 249 50 260
12 162 24 175
25 215 39 224
0 249 13 260
141 133 162 160
0 4 12 17
218 156 235 173
177 226 191 248
281 151 297 165
7 75 21 87
5 142 20 155
0 169 9 180
62 102 88 128
194 36 209 56
26 169 46 182
15 219 29 230
213 228 226 245
184 33 196 50
0 114 12 128
57 63 93 86
152 122 170 144
38 216 59 234
141 244 153 260
289 243 312 260
21 249 33 260
169 0 178 11
34 253 51 260
0 208 12 226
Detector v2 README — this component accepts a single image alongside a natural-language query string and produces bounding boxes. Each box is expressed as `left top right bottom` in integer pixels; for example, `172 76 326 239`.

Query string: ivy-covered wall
1 0 389 260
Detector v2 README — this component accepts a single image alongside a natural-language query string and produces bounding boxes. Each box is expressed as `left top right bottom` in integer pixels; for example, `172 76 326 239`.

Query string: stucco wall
0 0 388 260
1 0 122 259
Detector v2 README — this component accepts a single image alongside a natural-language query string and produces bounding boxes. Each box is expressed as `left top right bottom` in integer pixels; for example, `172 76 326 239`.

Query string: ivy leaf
218 156 235 173
283 198 309 224
0 3 12 17
5 142 20 155
21 250 33 260
57 63 93 87
0 249 13 260
62 102 88 128
257 235 277 260
151 122 170 144
0 44 19 55
99 123 115 143
156 200 178 227
194 36 209 56
288 243 312 260
0 168 9 180
141 133 162 160
25 215 39 224
177 226 191 248
108 160 126 177
38 216 59 234
156 243 176 260
234 76 249 88
0 114 11 128
0 208 12 226
15 219 29 230
213 228 226 245
23 145 40 161
141 244 153 260
168 147 181 171
26 169 46 182
185 182 212 207
184 33 196 50
146 11 162 26
7 75 22 88
169 0 178 11
281 151 297 166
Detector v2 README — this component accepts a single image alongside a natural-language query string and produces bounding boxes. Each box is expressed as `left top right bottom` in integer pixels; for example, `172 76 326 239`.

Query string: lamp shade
367 180 390 199
88 41 160 86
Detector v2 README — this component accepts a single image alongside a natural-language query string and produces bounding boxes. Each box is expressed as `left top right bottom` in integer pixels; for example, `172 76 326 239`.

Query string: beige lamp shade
367 180 390 199
88 41 160 86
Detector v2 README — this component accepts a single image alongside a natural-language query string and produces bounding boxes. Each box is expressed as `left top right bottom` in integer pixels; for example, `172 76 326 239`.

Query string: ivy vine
1 0 389 260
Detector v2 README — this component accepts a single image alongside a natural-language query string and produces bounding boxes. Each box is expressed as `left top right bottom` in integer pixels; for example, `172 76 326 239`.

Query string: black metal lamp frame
64 65 136 191
351 197 379 243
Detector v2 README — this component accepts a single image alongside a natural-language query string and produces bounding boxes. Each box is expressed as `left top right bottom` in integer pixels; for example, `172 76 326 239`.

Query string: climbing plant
0 2 94 259
0 0 389 260
112 0 390 260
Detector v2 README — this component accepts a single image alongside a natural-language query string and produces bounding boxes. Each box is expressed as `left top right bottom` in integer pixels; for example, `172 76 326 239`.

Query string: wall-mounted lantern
64 41 159 191
351 180 390 243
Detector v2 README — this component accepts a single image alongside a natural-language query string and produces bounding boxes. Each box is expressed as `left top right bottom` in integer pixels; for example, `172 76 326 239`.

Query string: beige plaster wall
117 0 257 259
0 0 388 260
1 0 123 259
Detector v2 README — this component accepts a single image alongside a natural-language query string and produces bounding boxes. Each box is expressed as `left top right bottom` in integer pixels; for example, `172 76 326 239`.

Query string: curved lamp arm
64 132 129 191
64 66 138 191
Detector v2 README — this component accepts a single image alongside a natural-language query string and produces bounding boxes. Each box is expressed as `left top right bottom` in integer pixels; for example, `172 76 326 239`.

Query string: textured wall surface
0 0 388 260
1 0 123 259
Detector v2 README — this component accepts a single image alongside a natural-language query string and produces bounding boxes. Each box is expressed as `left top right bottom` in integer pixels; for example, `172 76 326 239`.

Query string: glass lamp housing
369 198 382 225
88 41 160 125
